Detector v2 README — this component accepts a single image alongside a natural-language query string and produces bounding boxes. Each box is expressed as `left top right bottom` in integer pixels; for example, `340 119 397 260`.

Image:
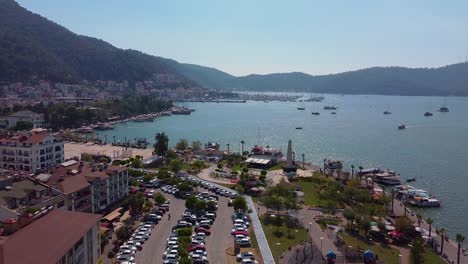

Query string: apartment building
0 210 101 264
43 160 128 213
0 132 64 173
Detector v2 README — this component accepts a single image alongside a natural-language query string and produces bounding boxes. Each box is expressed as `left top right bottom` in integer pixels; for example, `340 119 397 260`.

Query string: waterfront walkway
246 196 276 264
393 200 468 264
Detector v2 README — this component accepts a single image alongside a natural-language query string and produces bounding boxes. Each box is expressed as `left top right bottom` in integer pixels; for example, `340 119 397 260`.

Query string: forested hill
0 0 194 87
178 63 468 96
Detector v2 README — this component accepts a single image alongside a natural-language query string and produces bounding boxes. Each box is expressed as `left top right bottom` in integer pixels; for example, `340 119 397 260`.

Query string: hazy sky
17 0 468 76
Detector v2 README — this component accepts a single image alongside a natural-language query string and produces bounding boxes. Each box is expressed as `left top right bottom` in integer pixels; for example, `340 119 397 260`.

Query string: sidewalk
246 196 276 264
393 200 467 264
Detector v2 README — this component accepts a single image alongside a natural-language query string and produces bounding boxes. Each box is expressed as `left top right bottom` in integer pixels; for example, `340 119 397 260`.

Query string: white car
234 219 249 227
189 250 207 257
163 249 178 259
166 240 177 247
125 240 142 249
237 252 255 261
147 190 155 197
241 259 258 264
191 232 206 240
119 245 137 253
163 254 178 264
116 254 135 262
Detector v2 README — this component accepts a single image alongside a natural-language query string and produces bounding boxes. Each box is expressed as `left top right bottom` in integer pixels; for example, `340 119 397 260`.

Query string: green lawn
341 232 400 264
296 181 326 207
267 162 285 171
260 216 308 262
422 247 446 264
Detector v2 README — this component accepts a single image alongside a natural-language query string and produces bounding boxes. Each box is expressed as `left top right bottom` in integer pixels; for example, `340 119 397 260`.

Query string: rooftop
0 178 47 206
0 210 101 264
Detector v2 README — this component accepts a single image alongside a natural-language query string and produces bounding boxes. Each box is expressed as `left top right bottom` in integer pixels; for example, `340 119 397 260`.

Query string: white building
1 110 45 129
0 132 64 173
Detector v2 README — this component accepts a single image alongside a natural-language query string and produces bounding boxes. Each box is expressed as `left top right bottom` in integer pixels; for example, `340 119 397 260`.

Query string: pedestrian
168 213 171 220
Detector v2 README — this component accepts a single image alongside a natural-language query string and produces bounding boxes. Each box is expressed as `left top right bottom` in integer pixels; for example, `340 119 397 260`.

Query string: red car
232 230 249 237
195 227 211 235
188 244 206 252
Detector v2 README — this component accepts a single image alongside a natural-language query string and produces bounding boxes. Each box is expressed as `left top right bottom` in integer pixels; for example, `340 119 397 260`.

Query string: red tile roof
0 210 101 264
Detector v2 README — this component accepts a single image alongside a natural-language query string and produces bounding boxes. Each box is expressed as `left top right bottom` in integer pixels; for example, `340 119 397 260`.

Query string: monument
282 139 297 179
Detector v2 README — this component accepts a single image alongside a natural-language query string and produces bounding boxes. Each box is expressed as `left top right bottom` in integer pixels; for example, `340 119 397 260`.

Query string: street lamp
320 236 324 255
398 254 402 264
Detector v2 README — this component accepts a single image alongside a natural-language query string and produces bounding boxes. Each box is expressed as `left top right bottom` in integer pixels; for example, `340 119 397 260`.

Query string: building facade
0 110 45 129
0 132 64 173
0 210 101 264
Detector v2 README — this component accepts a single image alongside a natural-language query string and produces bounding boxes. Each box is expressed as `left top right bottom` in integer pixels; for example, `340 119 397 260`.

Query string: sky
17 0 468 76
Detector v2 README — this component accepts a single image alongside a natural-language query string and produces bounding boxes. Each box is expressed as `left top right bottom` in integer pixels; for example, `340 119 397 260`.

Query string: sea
97 94 468 237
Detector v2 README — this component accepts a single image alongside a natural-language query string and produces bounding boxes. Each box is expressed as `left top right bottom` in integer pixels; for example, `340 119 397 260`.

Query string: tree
426 217 433 237
439 228 446 255
236 184 245 194
410 237 425 264
390 189 397 212
153 192 166 205
11 120 33 131
116 225 132 241
206 200 217 211
128 193 145 215
192 160 205 172
166 149 177 159
351 165 355 178
343 207 355 229
395 217 413 233
233 196 248 212
191 140 202 151
416 213 422 227
154 132 169 156
263 195 284 214
143 174 154 182
185 196 198 211
456 234 465 264
175 138 189 151
217 162 223 170
169 159 183 173
157 168 171 180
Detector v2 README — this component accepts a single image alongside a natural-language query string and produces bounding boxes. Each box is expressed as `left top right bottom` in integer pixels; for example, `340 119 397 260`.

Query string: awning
250 187 259 192
102 207 123 222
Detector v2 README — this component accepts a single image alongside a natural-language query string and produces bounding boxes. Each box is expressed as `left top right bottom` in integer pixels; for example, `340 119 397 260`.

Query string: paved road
246 196 276 264
135 192 184 264
205 194 234 264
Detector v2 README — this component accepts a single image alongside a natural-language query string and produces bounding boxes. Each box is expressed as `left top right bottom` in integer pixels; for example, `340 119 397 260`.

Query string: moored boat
398 124 406 130
424 112 433 117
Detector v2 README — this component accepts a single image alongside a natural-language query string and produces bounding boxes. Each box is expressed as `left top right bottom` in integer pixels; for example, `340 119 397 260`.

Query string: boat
406 177 416 182
94 123 114 130
311 112 320 115
424 112 433 117
171 107 192 115
295 127 303 130
373 170 402 185
297 107 305 110
324 106 337 110
383 111 392 115
76 126 94 133
398 124 406 130
331 112 336 115
133 115 154 122
297 102 306 110
439 106 449 112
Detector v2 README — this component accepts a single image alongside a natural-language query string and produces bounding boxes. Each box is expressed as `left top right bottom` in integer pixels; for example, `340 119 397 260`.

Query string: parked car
236 252 255 261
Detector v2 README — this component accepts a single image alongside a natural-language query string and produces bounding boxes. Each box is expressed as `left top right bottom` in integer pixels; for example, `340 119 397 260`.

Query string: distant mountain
177 63 468 96
2 0 468 96
0 0 194 87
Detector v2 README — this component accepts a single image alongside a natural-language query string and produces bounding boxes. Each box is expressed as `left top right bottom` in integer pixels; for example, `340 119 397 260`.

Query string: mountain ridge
2 0 468 96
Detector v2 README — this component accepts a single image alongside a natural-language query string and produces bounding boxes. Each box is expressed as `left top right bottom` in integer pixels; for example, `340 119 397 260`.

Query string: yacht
439 106 449 112
311 112 320 115
297 107 305 110
398 124 406 130
424 112 433 117
324 106 337 110
295 127 303 130
331 112 337 115
383 111 392 115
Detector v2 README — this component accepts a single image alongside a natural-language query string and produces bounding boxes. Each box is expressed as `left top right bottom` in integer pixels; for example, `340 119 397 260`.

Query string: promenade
393 200 467 264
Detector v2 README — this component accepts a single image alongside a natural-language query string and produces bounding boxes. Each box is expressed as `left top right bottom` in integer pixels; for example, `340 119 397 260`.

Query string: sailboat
439 97 449 112
383 104 391 115
297 101 305 110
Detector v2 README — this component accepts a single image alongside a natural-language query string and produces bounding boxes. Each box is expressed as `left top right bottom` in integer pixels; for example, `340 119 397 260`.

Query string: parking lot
134 192 184 263
205 194 234 263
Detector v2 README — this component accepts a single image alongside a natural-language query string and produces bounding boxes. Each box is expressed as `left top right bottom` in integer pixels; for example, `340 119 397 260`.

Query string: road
135 192 184 264
205 194 234 264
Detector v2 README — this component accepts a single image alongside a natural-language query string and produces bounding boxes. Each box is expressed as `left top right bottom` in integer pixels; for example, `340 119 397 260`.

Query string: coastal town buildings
43 160 129 213
0 209 101 264
0 131 64 173
0 110 44 129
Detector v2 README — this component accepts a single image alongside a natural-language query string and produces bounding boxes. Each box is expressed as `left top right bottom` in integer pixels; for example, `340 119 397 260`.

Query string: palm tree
154 132 169 156
301 153 305 168
439 228 446 255
426 218 433 237
240 140 245 154
391 189 397 212
416 213 422 227
351 165 355 179
456 234 465 264
226 143 230 154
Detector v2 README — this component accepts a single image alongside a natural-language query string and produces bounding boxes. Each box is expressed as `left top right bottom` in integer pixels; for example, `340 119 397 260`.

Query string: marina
94 94 468 236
